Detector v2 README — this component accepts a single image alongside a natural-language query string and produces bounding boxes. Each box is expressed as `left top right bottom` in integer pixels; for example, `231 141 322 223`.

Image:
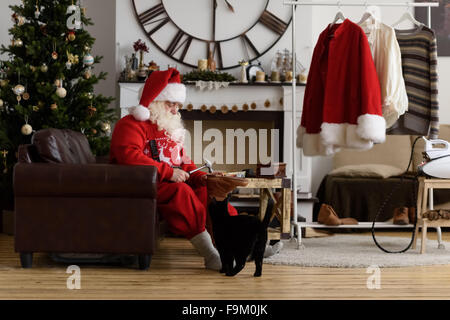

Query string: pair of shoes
206 175 249 201
393 207 416 225
422 209 450 221
317 204 358 226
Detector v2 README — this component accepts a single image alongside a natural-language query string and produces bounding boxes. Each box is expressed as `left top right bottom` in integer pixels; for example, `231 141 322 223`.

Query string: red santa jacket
298 19 386 156
110 115 205 185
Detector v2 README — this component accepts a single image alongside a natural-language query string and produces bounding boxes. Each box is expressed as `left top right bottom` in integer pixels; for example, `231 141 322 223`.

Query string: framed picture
415 0 450 56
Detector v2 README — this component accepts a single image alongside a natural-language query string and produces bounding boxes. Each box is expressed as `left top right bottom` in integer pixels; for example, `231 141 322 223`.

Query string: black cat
209 196 274 277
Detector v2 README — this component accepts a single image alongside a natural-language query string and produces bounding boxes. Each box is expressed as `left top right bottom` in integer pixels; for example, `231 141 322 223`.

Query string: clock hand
223 0 235 13
213 0 217 40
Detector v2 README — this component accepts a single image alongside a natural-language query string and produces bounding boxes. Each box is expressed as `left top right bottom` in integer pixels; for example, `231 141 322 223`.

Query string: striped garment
390 25 439 139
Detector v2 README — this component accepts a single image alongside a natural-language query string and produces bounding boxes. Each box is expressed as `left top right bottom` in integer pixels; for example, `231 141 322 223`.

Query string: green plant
182 70 236 83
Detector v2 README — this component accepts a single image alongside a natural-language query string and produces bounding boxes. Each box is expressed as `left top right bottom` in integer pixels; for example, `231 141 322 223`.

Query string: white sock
264 241 284 258
190 231 222 271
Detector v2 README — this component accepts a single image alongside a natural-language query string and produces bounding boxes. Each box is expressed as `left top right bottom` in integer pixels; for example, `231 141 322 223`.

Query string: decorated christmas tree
0 0 117 211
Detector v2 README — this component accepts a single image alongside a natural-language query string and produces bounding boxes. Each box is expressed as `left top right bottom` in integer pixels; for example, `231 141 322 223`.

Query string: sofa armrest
14 163 158 198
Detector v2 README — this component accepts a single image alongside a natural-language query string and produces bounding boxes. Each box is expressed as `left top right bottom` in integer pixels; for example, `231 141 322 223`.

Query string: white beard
149 101 185 145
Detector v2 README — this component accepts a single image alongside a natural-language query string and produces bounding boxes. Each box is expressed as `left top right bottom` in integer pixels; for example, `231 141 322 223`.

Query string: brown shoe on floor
393 207 409 225
206 175 249 201
317 204 358 226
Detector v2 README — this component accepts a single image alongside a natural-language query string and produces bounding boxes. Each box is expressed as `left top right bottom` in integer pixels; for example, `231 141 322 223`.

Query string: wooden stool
236 178 291 240
413 177 450 253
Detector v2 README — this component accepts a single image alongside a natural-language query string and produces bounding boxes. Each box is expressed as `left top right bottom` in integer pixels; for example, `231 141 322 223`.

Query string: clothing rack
283 1 439 247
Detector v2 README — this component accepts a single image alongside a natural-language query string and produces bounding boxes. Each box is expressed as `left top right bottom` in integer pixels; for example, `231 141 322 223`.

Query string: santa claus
110 68 246 271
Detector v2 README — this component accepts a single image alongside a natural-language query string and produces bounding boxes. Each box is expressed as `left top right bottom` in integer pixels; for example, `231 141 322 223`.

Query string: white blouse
360 18 409 129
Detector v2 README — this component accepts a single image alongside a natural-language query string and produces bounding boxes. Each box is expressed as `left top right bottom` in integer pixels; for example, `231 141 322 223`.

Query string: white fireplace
118 82 312 194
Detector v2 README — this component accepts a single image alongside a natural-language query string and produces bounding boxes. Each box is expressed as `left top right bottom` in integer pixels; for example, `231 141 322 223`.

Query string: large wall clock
131 0 292 70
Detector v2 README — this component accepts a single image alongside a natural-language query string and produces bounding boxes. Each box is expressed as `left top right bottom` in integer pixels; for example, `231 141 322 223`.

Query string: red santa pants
157 182 238 240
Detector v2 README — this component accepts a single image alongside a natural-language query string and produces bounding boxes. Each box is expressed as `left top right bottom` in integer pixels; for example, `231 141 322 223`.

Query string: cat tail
262 198 275 228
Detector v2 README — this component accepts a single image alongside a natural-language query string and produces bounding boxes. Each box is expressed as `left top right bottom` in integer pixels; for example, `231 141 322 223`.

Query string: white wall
84 0 117 109
0 0 21 60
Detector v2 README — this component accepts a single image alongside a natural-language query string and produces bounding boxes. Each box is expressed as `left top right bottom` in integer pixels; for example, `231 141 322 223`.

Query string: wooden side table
236 177 292 240
413 177 450 254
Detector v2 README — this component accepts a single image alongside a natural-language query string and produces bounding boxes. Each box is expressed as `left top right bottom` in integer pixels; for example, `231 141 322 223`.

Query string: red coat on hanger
298 19 385 156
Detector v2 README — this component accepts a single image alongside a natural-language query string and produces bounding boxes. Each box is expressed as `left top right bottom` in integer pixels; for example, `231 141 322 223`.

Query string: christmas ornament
68 31 76 41
87 105 96 117
52 42 58 60
91 129 97 135
100 122 111 133
12 14 25 26
21 124 33 136
84 68 92 79
1 150 8 174
85 92 94 99
32 106 39 112
40 63 48 73
83 54 94 66
12 39 23 47
0 99 3 108
56 87 67 98
50 103 58 110
0 80 7 87
66 61 72 70
22 92 30 101
35 0 41 19
54 79 61 87
13 84 25 96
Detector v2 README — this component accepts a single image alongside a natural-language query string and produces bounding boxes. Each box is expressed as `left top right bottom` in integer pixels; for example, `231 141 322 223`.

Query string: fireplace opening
181 110 284 173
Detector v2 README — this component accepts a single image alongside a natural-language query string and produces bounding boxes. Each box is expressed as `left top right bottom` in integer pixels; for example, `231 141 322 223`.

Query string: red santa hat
130 68 186 121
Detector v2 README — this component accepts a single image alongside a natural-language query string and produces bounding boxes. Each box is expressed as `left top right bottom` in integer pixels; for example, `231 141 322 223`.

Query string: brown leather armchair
14 128 160 270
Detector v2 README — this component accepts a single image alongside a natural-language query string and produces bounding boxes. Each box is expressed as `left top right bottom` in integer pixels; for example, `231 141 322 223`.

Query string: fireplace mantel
118 81 312 193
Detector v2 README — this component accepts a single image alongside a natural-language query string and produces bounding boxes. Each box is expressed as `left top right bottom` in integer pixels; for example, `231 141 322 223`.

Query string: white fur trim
346 125 374 150
321 123 346 146
355 114 386 143
321 123 374 150
154 83 186 104
299 128 340 156
130 105 150 121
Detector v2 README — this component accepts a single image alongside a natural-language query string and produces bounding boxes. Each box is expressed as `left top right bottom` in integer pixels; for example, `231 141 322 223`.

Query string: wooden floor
2 231 450 300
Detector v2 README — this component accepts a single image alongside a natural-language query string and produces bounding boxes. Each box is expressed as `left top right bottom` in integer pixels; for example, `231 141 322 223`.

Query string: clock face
132 0 292 70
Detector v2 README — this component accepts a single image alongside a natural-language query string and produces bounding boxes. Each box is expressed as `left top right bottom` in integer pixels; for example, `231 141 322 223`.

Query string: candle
271 71 280 82
198 59 207 71
298 73 307 84
285 71 293 82
256 71 265 82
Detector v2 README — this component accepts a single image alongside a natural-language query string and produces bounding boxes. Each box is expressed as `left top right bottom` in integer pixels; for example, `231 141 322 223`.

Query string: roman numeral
167 31 193 62
138 3 165 25
259 10 288 35
215 42 223 70
241 34 260 58
138 3 170 35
